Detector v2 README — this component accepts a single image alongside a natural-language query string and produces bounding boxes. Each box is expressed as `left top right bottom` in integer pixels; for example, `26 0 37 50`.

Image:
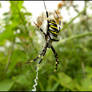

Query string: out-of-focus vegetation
0 1 92 91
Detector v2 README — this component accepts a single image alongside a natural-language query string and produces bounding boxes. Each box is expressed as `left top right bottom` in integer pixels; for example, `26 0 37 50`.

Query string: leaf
0 40 6 46
3 12 9 16
10 1 24 11
0 3 1 8
80 66 92 91
9 49 27 70
51 82 59 91
0 79 14 91
0 29 14 42
24 12 32 16
57 72 80 91
15 75 28 85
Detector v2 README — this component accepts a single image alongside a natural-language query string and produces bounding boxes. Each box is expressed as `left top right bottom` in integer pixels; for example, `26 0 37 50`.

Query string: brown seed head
57 2 63 9
54 10 63 24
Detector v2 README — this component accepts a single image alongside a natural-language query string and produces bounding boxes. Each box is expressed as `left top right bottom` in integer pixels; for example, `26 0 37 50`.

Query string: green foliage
0 1 92 91
0 3 1 8
0 79 14 91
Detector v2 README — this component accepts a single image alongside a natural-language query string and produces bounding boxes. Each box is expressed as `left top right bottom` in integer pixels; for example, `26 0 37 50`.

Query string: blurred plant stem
15 2 38 57
81 61 86 79
60 9 85 32
71 2 80 13
5 38 15 72
84 0 90 31
58 5 91 45
57 32 92 45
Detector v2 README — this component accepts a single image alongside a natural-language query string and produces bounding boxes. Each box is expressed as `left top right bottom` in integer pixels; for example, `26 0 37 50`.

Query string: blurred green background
0 1 92 91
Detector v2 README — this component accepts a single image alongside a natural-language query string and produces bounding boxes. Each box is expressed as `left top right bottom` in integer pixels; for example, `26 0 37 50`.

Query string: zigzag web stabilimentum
31 64 39 91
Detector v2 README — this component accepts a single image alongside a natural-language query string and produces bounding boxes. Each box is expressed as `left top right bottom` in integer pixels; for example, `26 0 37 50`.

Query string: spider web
31 64 39 91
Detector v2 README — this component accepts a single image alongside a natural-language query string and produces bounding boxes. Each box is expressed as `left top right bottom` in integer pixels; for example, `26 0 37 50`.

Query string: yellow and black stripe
48 20 59 37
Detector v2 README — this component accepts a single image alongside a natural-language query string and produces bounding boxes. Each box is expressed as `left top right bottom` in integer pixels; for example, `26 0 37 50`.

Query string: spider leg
40 28 46 37
51 39 59 42
51 45 59 71
33 55 40 62
38 41 48 64
33 41 48 64
34 22 46 37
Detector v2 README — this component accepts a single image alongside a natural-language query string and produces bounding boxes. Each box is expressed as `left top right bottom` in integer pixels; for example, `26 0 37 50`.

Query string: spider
29 1 62 71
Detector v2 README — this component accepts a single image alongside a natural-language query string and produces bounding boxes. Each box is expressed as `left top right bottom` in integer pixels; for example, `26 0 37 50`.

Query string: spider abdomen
48 20 59 37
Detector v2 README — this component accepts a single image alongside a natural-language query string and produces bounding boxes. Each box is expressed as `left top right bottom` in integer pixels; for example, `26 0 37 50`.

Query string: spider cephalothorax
30 1 63 71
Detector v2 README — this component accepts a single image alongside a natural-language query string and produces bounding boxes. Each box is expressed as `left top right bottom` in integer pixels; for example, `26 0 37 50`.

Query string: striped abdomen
48 20 59 37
